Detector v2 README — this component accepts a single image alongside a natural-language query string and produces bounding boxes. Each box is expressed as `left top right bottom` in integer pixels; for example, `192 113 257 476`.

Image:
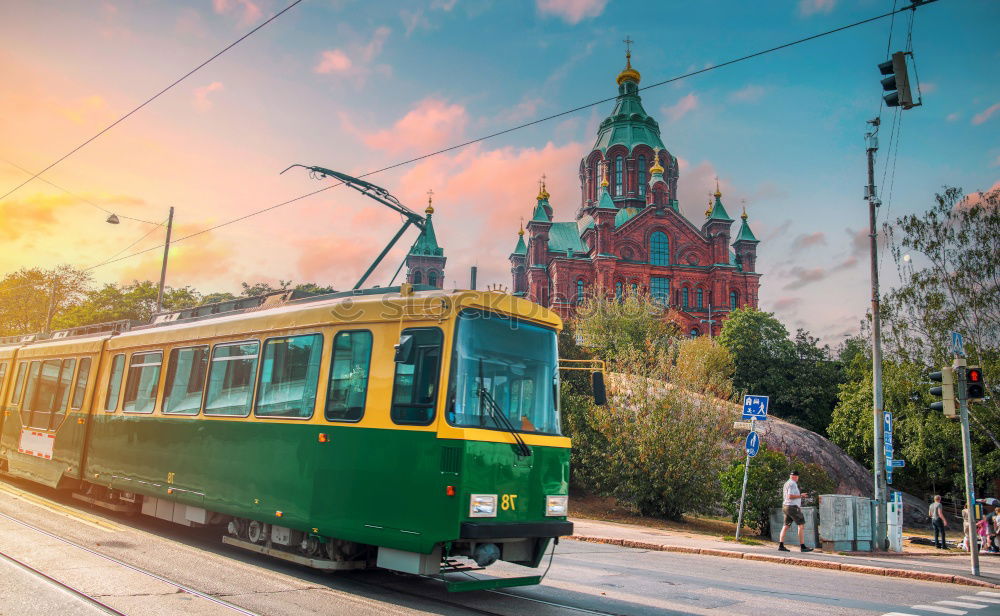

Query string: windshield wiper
478 359 531 457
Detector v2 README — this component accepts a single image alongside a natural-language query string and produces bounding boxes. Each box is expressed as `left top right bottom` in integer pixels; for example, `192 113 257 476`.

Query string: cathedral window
638 155 646 197
650 277 670 306
413 271 422 284
630 282 638 295
615 281 623 301
690 328 699 338
650 231 669 266
576 279 585 303
730 290 738 310
428 271 437 287
697 288 704 309
682 287 689 308
592 161 600 200
614 155 623 195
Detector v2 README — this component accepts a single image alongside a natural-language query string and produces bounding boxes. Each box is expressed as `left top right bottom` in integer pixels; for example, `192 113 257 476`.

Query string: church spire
616 37 641 85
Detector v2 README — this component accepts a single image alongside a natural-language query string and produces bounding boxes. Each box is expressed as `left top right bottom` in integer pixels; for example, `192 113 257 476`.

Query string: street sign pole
954 355 980 576
735 419 756 541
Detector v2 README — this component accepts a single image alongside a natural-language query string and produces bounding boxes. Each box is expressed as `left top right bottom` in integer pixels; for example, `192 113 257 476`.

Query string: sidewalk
569 517 1000 588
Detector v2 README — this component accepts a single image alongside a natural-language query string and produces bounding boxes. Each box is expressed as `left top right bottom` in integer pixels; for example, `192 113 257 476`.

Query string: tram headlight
545 495 568 517
469 494 497 517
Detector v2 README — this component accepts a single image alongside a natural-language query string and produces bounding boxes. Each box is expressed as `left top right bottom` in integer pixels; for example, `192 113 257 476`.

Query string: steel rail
0 510 261 616
0 548 129 616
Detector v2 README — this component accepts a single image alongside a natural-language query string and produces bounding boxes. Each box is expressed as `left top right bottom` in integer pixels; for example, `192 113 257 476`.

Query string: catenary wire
0 0 305 202
10 0 943 281
1 157 158 225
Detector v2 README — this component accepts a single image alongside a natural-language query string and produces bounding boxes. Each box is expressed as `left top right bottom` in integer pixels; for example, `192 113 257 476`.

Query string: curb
569 535 1000 589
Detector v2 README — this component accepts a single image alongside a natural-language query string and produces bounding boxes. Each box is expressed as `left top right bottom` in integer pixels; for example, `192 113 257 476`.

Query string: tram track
0 510 262 616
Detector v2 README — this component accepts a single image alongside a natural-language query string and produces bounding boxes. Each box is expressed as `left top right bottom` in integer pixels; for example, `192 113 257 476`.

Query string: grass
721 535 764 545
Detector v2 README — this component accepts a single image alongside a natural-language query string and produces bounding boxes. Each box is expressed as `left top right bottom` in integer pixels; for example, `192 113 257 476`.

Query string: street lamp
106 206 174 314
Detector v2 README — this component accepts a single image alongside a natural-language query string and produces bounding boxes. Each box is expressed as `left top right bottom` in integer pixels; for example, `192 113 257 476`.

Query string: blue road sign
887 469 893 484
885 443 893 457
884 433 892 446
742 395 769 420
951 331 966 357
891 459 906 468
883 411 892 435
745 431 761 457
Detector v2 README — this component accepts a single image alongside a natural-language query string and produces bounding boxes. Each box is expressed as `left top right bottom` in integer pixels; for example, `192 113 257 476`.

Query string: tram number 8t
500 494 518 511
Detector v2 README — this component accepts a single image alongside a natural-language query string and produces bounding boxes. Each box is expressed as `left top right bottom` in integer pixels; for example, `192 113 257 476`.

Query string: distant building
405 196 446 288
508 51 761 336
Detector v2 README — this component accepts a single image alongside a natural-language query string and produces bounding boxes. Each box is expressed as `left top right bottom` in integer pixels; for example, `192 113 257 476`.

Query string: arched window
615 281 623 301
650 231 669 266
614 155 623 195
638 155 646 197
592 161 600 200
428 271 437 287
650 277 670 306
697 288 704 309
682 287 689 308
630 282 638 295
576 279 585 303
730 291 738 309
690 328 699 338
413 271 422 284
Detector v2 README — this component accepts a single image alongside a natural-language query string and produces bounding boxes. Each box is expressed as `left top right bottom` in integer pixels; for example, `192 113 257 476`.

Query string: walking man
778 470 813 553
929 495 948 549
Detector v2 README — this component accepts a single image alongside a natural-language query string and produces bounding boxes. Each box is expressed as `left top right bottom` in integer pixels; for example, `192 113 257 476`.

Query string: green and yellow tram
0 286 574 590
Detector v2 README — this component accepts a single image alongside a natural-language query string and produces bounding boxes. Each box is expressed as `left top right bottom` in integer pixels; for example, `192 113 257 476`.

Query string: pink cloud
663 93 698 123
798 0 835 16
992 155 1000 168
536 0 608 24
972 102 1000 126
193 81 224 111
314 49 352 74
212 0 262 25
348 98 468 155
730 84 766 103
946 112 961 123
791 231 827 252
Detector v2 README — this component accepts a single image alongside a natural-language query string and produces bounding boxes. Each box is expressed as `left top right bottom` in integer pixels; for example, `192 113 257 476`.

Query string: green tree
0 266 91 336
673 335 735 399
718 308 843 434
54 281 202 328
572 291 677 364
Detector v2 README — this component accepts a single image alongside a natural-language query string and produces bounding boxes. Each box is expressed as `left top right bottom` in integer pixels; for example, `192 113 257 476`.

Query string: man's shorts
783 505 805 526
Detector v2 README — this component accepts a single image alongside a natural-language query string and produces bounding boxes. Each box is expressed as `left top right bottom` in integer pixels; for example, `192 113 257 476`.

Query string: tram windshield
446 310 561 436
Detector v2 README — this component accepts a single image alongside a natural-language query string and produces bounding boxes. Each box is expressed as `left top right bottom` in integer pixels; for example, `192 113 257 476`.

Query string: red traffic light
967 367 986 401
969 369 981 382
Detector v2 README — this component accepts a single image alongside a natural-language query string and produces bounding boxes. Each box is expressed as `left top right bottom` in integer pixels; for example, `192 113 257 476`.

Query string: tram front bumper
459 520 573 539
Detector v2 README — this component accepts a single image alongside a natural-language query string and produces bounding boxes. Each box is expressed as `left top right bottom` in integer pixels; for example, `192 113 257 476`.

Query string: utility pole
865 118 888 551
155 206 174 315
954 356 980 575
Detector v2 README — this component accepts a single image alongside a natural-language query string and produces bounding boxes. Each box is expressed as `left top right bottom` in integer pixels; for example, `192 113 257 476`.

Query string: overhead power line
14 0 942 280
1 157 158 225
0 0 305 203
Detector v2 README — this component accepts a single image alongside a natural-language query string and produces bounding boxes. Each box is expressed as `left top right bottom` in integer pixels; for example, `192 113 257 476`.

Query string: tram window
390 328 443 426
10 361 28 407
105 354 126 412
28 359 61 429
70 357 92 410
123 352 162 414
0 362 7 392
205 341 259 417
326 330 372 422
163 346 208 415
51 358 76 428
21 361 41 425
256 334 323 419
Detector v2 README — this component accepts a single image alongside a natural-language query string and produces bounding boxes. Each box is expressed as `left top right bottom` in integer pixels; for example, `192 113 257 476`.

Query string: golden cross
623 36 633 55
427 188 434 203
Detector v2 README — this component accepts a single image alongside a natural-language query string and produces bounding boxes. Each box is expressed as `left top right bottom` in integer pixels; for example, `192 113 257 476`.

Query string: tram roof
104 287 560 350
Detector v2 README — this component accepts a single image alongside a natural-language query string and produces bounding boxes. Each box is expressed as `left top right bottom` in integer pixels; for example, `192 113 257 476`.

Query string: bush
718 444 837 536
569 343 735 520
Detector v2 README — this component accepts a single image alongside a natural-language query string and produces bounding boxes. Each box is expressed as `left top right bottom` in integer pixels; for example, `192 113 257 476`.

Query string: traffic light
930 367 956 418
967 366 986 402
879 51 914 109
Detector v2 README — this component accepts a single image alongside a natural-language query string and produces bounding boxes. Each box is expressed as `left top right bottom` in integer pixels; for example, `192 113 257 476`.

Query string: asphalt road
0 478 992 616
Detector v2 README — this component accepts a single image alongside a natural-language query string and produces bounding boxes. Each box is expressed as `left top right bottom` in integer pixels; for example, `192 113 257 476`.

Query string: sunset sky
1 0 997 344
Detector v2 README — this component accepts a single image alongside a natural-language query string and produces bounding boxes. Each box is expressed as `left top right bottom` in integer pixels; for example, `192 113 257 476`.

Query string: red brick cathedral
509 51 761 336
